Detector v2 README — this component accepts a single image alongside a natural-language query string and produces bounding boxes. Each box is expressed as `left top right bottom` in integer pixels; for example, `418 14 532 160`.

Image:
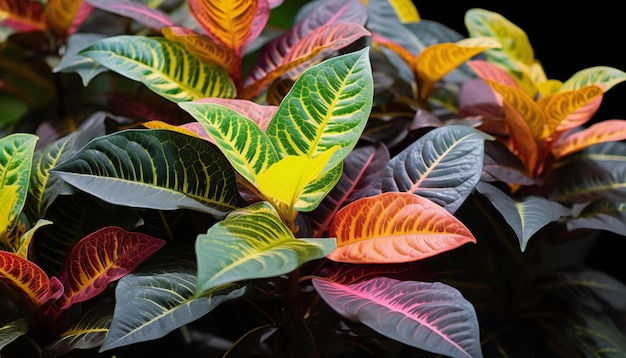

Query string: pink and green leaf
552 120 626 159
195 201 335 296
85 0 174 30
468 60 519 88
312 277 482 358
56 226 166 309
0 318 28 350
328 192 476 264
0 251 63 307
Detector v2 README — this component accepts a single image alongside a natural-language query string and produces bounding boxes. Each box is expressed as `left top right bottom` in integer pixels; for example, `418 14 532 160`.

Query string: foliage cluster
1 0 626 357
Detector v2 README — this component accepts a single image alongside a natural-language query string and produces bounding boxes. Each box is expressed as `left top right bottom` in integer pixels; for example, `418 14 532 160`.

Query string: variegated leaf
552 120 626 159
0 0 45 31
560 66 626 93
44 0 82 38
542 85 603 135
0 251 63 307
85 0 173 30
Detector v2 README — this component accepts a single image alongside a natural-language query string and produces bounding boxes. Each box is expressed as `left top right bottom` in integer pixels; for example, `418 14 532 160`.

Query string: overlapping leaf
44 305 113 357
79 35 236 102
0 0 45 32
53 33 108 86
328 192 476 263
566 199 626 235
372 125 492 214
0 318 27 350
551 120 626 159
476 182 571 251
85 0 174 30
44 0 82 38
541 85 603 134
195 201 335 296
51 129 245 217
312 277 483 358
56 226 166 310
100 247 246 352
560 66 626 93
266 47 373 170
0 251 63 307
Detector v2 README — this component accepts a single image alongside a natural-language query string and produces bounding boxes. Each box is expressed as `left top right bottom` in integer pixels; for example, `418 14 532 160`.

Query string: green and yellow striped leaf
50 129 245 218
195 201 335 296
560 66 626 93
79 35 236 102
266 48 373 171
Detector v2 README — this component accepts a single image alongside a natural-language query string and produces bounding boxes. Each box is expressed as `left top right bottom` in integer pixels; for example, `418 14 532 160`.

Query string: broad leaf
100 247 246 352
56 226 166 309
328 192 476 264
541 85 603 135
79 35 236 102
0 318 28 350
476 182 570 251
312 277 483 358
51 129 245 217
0 251 63 307
0 0 45 31
266 47 373 171
195 201 335 296
566 199 626 235
85 0 174 30
0 133 37 239
551 120 626 159
560 66 626 93
44 305 113 357
467 60 519 88
43 0 82 38
373 125 492 213
178 102 280 187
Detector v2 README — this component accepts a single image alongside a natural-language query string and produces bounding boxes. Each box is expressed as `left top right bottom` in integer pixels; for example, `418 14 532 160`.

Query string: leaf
311 142 390 237
554 156 626 204
51 129 245 217
56 226 166 309
387 0 420 23
0 318 28 350
195 97 277 132
560 66 626 93
557 306 626 356
44 0 82 38
242 23 371 99
266 47 373 171
44 305 113 357
256 146 339 209
0 0 45 32
85 0 174 30
551 120 626 159
99 247 246 352
312 277 483 358
467 60 519 88
188 0 265 55
476 182 570 251
79 35 236 102
195 201 335 296
0 133 37 239
15 219 52 259
541 85 603 135
53 33 108 86
413 39 500 102
327 192 476 264
178 102 280 187
373 125 492 214
566 200 626 235
0 251 63 307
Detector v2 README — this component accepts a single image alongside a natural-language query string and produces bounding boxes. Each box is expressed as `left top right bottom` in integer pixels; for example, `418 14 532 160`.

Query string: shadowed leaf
44 0 82 38
85 0 173 30
0 0 45 31
53 33 108 87
44 305 113 357
0 318 28 350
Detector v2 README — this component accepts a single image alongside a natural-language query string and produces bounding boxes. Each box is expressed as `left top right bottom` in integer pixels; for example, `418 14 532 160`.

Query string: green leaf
100 247 246 352
294 162 343 212
44 306 113 357
0 318 28 350
51 129 245 218
195 201 336 296
178 102 280 186
476 182 571 251
79 35 236 102
0 133 37 239
266 47 373 171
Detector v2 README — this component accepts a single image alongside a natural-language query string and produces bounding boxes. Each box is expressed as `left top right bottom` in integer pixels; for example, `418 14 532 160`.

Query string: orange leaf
541 85 603 135
551 119 626 159
327 192 476 264
44 0 83 39
0 251 63 307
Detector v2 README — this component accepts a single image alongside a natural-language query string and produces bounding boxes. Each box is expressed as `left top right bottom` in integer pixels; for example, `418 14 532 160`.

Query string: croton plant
1 0 625 357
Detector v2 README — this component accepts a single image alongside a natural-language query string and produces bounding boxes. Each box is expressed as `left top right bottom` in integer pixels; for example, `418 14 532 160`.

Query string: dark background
414 2 626 280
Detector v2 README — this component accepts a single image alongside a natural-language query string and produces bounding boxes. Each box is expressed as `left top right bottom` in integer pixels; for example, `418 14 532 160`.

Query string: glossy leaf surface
542 85 603 134
373 125 491 213
328 192 475 263
476 182 570 251
195 201 335 296
267 48 373 171
0 251 63 307
79 35 236 102
313 277 482 358
560 66 626 93
101 247 246 352
51 129 245 217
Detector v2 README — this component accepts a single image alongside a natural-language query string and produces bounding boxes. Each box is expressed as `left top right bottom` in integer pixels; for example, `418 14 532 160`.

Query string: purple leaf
85 0 174 30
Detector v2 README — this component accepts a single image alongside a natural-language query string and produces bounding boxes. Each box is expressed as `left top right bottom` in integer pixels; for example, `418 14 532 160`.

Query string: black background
414 2 626 281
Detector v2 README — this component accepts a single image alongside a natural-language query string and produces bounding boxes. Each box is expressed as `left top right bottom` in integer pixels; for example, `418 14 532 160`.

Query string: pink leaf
85 0 174 30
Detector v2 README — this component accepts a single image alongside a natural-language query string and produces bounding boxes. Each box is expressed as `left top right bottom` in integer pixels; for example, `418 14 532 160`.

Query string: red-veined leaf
467 60 519 88
0 251 63 307
552 120 626 159
328 192 476 264
541 85 603 134
44 0 82 39
56 226 166 309
241 22 370 99
312 277 483 358
85 0 173 30
0 0 45 32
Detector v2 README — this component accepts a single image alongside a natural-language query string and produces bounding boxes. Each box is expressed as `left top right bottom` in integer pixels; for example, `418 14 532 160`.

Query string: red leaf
0 251 63 307
57 226 166 309
328 192 476 264
0 0 45 32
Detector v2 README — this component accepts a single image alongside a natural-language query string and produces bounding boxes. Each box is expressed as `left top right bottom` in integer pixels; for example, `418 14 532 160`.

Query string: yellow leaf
257 147 338 208
16 219 52 259
388 0 420 23
0 185 19 236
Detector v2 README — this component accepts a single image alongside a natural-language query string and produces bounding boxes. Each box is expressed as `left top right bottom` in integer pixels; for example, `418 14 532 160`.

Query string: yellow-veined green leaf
79 35 236 102
560 66 626 93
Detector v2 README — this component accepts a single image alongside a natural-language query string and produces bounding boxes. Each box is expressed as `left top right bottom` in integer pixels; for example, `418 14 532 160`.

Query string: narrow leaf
79 35 236 102
195 201 335 296
51 129 245 217
312 277 483 358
